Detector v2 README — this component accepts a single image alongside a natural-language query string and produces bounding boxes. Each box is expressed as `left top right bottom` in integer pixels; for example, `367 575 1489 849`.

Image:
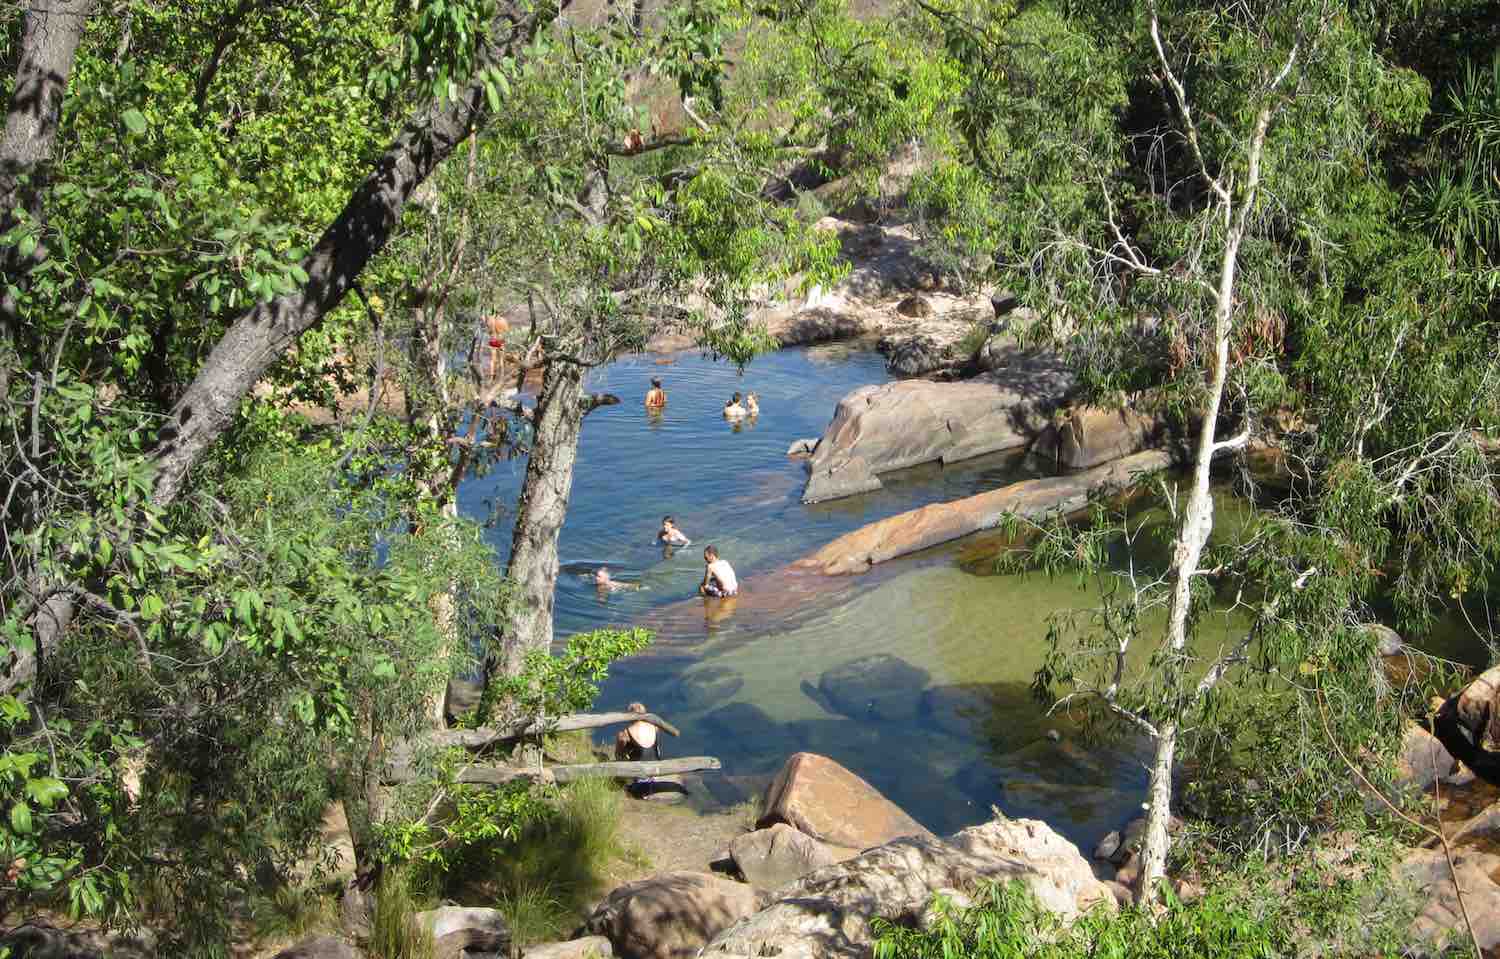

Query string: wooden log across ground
426 711 682 750
385 756 721 787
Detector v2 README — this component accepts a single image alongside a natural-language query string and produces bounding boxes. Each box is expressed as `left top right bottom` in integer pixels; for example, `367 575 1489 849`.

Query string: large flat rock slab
798 450 1173 575
802 366 1077 504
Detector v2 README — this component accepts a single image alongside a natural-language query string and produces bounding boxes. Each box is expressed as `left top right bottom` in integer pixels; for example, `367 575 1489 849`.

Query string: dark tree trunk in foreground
498 359 587 678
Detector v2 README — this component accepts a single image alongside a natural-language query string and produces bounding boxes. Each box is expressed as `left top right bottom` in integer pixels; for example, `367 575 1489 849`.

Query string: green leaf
10 802 33 835
24 777 67 808
121 109 147 135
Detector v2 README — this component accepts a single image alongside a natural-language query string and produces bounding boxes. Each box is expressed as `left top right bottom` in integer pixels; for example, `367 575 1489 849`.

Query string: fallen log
381 756 720 787
426 711 682 750
550 756 721 783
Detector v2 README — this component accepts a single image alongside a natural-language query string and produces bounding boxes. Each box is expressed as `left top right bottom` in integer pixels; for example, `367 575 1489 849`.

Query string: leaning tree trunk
497 358 587 679
0 3 554 702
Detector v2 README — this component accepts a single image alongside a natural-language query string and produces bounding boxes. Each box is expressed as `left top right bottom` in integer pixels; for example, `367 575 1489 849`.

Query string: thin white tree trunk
1135 98 1276 899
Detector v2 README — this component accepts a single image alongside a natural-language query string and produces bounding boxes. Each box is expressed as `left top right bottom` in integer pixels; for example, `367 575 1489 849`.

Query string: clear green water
456 346 1488 850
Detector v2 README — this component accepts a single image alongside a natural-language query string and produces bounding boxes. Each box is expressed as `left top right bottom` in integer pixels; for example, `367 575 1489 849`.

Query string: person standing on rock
645 377 667 409
484 313 510 381
699 545 738 597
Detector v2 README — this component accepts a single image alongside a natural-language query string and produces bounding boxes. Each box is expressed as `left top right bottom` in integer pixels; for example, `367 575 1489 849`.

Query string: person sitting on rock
645 377 667 409
698 545 738 598
614 702 662 762
744 391 759 416
723 392 747 419
657 515 691 547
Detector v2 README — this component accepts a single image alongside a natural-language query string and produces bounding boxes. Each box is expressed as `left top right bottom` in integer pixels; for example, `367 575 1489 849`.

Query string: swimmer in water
723 392 747 419
645 377 667 409
593 567 641 592
657 515 691 547
744 391 759 416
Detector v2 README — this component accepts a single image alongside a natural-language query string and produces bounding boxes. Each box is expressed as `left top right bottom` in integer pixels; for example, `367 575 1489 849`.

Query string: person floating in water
594 567 641 592
614 702 663 762
657 515 691 547
745 391 759 416
699 545 738 597
723 392 747 419
645 377 667 409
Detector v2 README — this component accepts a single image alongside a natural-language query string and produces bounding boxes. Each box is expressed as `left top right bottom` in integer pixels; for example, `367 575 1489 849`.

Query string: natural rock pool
456 344 1482 851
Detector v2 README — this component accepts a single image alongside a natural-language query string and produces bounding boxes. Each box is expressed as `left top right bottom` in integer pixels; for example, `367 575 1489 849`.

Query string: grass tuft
370 869 436 959
437 776 627 945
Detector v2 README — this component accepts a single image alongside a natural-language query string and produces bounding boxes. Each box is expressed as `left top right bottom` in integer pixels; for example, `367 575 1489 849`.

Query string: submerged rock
674 666 744 710
800 364 1076 504
703 817 1115 959
818 654 930 722
759 752 935 850
584 872 763 959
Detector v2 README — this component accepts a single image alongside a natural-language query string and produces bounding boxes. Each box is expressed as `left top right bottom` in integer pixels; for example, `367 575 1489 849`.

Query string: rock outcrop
759 752 935 849
818 654 930 722
730 823 843 891
584 872 763 959
798 450 1173 575
416 907 511 959
1433 664 1500 786
703 817 1115 959
1029 406 1170 471
1399 845 1500 955
523 937 614 959
802 364 1077 504
272 937 362 959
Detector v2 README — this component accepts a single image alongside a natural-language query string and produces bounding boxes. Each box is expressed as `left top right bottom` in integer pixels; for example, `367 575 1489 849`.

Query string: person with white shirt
698 545 738 597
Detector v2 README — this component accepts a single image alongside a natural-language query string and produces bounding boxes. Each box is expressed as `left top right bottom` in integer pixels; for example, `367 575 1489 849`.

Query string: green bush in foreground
875 882 1290 959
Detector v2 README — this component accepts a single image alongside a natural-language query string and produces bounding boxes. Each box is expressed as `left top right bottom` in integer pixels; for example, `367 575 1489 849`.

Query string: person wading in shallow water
645 378 667 409
614 702 662 762
723 392 747 419
657 516 691 547
698 545 738 597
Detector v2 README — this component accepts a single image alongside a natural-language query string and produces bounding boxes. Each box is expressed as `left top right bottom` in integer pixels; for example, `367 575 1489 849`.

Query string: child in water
657 516 691 547
723 392 747 419
744 392 759 416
